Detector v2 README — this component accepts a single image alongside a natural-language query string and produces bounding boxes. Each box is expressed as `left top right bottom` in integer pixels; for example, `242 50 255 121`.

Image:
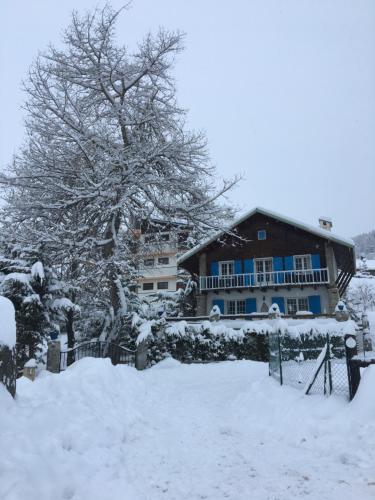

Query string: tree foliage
1 5 236 342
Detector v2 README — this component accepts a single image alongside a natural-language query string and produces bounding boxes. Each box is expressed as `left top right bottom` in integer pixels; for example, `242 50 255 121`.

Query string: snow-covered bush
134 316 355 366
0 246 73 369
137 320 269 365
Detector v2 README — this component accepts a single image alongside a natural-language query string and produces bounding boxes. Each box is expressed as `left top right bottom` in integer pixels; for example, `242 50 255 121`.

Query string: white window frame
219 260 235 276
254 257 273 284
294 254 312 271
227 299 246 315
286 297 309 315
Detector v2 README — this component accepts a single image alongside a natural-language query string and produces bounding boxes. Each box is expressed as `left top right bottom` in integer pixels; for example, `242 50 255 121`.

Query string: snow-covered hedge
138 320 269 365
135 317 357 366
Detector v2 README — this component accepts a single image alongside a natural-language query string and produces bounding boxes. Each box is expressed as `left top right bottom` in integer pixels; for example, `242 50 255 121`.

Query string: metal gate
60 340 136 372
268 331 283 384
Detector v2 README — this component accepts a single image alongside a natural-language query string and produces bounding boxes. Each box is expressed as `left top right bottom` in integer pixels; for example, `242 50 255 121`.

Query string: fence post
326 333 332 395
278 331 283 386
47 340 61 373
0 345 17 397
135 340 148 370
344 333 360 400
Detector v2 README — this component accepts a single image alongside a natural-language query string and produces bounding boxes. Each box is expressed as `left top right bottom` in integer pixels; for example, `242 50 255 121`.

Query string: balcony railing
199 268 330 291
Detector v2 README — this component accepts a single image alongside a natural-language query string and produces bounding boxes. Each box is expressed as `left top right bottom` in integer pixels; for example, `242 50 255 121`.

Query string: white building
136 220 190 295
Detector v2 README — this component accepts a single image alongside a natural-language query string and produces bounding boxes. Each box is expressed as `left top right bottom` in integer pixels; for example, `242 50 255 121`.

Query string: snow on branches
0 5 237 341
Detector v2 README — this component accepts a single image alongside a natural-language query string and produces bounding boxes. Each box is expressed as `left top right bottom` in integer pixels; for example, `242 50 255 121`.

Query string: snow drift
1 359 374 500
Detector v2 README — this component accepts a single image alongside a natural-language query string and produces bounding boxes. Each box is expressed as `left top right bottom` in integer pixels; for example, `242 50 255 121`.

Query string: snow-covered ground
1 359 375 500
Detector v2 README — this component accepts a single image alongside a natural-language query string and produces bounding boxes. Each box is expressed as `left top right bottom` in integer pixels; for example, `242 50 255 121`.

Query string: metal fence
269 332 350 398
60 340 136 371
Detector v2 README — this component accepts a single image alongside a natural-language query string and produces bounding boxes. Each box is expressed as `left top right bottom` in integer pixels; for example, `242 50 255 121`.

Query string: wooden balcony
199 268 330 291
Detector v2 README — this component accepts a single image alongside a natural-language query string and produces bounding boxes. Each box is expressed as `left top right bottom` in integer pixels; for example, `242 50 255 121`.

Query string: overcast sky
1 0 374 236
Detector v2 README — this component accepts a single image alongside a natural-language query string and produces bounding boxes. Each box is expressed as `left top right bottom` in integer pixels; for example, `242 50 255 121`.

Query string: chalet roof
177 207 354 265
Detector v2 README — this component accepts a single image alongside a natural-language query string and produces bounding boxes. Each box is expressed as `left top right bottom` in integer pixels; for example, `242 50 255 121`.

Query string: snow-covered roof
178 207 354 265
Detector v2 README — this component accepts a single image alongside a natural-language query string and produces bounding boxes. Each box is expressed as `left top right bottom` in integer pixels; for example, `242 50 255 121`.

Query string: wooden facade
178 209 355 316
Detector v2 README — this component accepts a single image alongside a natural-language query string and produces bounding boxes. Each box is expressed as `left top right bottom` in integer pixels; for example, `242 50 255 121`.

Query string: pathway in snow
1 359 375 500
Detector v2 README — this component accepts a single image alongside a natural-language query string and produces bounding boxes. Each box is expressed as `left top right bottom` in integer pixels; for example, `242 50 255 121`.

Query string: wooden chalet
177 207 355 316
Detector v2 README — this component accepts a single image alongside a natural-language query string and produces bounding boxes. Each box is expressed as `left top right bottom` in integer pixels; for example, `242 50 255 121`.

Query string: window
294 255 312 271
257 230 267 240
286 297 309 315
227 300 246 315
160 233 170 241
157 281 169 290
255 258 273 284
144 258 155 267
144 234 155 243
219 260 234 276
158 257 169 265
143 282 154 291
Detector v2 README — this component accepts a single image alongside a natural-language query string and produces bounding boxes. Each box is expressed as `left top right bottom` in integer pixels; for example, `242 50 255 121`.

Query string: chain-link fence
269 332 350 398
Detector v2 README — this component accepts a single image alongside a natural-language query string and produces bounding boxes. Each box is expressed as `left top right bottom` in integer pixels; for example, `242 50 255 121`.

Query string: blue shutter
311 254 321 282
245 298 257 313
308 295 321 314
271 297 285 313
210 261 219 276
212 299 224 314
234 260 242 274
311 254 321 269
244 259 254 286
273 257 284 284
284 256 294 270
284 256 294 283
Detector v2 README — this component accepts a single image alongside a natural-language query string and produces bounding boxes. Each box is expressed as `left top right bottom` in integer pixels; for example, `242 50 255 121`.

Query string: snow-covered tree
1 5 236 341
0 243 59 368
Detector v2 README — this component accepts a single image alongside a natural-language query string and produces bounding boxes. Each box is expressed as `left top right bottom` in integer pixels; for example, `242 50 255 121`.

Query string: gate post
47 340 61 373
345 333 360 400
135 340 148 370
278 330 283 386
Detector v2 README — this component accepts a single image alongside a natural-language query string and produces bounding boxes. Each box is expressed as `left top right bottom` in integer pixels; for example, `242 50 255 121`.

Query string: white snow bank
349 365 375 419
2 358 374 500
0 296 16 348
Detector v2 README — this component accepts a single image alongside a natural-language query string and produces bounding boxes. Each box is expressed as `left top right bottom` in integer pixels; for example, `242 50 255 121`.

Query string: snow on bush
136 316 357 365
0 296 16 348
